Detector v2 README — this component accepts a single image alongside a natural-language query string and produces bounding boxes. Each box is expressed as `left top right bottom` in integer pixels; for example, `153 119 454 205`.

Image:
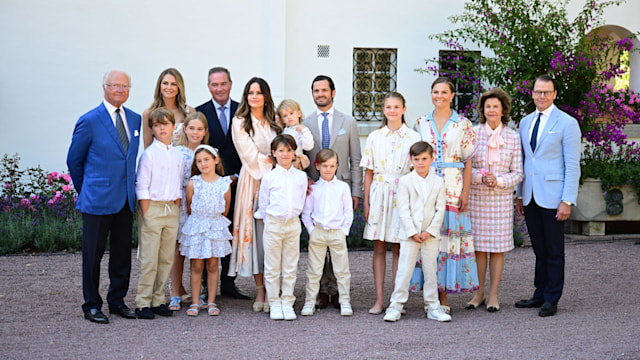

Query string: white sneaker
427 306 452 322
282 306 297 321
270 305 284 320
301 303 315 316
383 308 401 322
340 303 353 316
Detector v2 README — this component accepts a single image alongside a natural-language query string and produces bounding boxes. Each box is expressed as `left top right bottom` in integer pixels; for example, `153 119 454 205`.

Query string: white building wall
0 0 638 171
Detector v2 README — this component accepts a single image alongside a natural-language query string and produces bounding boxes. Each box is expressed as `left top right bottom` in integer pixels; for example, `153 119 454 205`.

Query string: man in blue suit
195 67 248 300
515 74 581 317
67 70 141 324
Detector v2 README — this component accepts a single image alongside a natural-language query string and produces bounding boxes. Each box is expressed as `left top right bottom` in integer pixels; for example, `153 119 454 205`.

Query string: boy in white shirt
257 134 308 320
134 108 185 319
384 141 451 322
301 149 354 316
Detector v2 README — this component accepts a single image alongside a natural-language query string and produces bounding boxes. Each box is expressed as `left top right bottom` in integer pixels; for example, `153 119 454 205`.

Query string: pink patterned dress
469 124 523 253
412 111 478 293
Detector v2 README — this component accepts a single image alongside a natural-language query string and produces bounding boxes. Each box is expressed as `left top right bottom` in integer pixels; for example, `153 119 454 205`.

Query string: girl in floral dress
361 92 421 314
414 77 479 313
169 112 209 311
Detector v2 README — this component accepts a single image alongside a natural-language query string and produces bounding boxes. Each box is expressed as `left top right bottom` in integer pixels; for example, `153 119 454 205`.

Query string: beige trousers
304 227 351 306
135 201 178 308
389 236 440 312
263 215 301 308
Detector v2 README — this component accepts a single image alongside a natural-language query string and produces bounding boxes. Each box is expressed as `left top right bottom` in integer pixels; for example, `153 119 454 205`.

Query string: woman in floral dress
414 77 478 313
228 77 281 312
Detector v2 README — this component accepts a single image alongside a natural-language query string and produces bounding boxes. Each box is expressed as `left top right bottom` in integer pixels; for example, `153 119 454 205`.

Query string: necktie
219 106 228 135
530 112 542 151
321 112 330 149
115 108 129 152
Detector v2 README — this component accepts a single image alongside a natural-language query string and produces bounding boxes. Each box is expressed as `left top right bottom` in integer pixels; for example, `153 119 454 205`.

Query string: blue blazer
516 106 581 209
67 102 141 215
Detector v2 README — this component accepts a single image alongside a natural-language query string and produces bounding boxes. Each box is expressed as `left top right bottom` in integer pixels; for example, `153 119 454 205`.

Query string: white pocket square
134 130 140 137
338 128 346 135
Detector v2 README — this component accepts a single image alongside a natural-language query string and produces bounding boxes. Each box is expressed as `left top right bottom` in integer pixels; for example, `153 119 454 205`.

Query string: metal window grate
352 48 397 121
438 50 481 122
317 45 330 58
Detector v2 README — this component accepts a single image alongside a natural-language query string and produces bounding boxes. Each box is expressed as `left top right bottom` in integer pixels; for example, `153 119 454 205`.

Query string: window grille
352 48 397 121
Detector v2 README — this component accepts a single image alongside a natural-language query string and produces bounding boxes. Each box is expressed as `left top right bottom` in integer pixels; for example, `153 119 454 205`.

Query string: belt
433 161 464 169
373 173 402 183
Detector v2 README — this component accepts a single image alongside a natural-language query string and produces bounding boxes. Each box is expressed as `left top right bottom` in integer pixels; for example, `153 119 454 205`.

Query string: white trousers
389 236 440 312
304 227 351 306
263 215 301 307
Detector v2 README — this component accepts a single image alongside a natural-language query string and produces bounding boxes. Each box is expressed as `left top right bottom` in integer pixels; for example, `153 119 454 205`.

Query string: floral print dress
361 124 421 243
412 111 479 293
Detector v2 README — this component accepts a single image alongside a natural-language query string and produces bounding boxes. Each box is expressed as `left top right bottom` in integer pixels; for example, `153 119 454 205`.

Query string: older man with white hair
67 70 141 324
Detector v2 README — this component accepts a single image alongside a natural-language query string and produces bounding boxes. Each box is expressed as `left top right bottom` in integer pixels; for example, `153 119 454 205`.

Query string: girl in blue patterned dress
180 145 232 316
169 112 209 311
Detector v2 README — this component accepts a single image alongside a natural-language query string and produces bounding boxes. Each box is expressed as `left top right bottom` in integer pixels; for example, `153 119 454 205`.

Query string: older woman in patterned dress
466 88 523 312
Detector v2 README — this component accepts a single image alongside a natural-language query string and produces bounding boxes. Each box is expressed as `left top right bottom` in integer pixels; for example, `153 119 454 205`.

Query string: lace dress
179 175 233 259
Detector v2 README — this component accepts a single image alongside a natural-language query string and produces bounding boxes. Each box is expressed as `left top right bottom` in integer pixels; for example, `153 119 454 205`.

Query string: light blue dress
179 175 233 259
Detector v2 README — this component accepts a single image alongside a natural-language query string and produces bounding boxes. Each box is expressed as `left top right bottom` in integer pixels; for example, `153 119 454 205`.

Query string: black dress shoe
538 302 558 317
84 308 109 324
221 285 250 300
514 297 545 308
151 304 173 317
317 293 329 309
136 307 155 320
109 304 137 319
330 294 340 309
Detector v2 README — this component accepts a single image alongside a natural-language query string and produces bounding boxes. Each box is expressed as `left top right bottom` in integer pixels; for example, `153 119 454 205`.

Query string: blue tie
219 106 228 135
530 112 542 151
321 112 330 149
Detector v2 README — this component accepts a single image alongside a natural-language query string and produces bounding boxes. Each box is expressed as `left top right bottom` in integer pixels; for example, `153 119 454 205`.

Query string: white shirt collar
212 98 231 110
316 107 334 117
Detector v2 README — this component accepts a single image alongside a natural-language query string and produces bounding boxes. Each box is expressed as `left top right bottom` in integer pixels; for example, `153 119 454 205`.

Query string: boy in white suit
384 141 451 322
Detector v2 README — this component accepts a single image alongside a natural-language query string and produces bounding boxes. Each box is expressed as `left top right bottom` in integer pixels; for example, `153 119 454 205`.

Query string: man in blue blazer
67 70 141 324
515 75 581 317
195 67 248 300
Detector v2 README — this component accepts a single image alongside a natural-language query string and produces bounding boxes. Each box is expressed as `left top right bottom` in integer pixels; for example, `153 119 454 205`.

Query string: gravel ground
1 239 639 360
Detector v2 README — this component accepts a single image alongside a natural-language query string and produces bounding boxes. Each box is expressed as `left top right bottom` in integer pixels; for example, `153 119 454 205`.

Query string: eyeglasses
532 90 554 97
105 84 131 90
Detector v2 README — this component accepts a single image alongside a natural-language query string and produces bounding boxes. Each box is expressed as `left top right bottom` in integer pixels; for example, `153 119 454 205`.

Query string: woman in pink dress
228 77 281 312
467 88 523 312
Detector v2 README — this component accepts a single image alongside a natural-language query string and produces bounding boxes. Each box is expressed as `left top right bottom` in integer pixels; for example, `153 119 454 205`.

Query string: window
439 50 481 121
352 48 397 121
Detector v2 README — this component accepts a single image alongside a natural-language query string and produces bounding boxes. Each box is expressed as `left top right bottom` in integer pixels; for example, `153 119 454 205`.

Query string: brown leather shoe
317 293 329 309
331 294 340 309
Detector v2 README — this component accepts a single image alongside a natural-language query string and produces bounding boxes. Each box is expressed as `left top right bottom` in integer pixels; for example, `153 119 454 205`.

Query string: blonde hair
176 111 210 146
149 68 188 117
276 99 304 127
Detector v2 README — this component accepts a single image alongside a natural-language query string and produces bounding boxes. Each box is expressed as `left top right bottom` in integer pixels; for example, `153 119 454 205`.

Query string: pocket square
134 130 140 137
338 128 346 135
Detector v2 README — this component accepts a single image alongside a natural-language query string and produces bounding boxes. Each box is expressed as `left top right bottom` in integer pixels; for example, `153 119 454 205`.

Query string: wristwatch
562 201 573 206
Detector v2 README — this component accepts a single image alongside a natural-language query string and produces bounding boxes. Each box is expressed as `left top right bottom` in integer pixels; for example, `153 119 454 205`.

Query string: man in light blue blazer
67 70 141 324
515 75 581 317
